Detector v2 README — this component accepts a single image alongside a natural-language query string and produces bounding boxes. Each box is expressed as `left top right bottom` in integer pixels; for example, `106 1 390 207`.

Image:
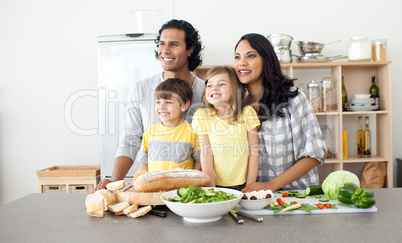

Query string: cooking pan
293 54 347 63
297 40 341 56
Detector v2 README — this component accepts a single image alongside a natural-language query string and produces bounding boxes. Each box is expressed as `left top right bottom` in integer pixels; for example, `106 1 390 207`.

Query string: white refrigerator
97 33 163 179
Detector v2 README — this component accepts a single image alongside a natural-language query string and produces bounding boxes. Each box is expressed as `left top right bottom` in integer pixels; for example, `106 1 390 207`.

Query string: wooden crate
37 165 100 193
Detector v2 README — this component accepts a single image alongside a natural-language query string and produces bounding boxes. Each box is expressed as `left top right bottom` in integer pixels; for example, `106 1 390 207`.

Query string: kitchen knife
148 209 168 217
236 211 263 222
116 182 132 194
229 210 244 224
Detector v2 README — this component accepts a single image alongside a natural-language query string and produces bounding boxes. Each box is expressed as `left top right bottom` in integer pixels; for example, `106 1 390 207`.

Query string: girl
233 33 326 192
192 66 260 191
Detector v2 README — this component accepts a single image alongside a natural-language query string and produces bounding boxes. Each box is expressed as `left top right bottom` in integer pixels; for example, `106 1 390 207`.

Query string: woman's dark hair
155 19 203 72
235 33 298 120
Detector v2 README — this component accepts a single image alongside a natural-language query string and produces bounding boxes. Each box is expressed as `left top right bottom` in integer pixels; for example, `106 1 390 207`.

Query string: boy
135 78 201 172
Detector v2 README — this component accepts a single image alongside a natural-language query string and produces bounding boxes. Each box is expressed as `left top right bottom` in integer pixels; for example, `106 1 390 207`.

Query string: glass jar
372 39 387 61
307 80 320 112
348 36 372 62
320 125 334 158
321 77 337 112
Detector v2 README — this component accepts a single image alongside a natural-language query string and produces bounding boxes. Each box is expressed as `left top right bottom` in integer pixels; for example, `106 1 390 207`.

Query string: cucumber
177 187 188 197
305 185 324 196
319 199 329 202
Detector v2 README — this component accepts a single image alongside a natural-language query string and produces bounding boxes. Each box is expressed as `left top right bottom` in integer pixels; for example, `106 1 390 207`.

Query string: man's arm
94 156 134 191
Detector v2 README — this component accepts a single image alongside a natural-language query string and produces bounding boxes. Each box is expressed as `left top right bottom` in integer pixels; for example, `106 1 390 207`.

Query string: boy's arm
198 134 215 187
246 128 259 186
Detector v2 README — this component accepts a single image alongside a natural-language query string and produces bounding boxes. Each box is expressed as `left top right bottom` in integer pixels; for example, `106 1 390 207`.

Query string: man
95 19 204 190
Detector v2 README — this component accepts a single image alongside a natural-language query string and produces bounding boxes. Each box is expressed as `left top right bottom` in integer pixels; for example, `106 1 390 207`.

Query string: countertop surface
0 188 401 242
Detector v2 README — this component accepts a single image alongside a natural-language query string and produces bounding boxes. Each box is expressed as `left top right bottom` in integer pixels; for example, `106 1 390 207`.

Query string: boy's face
155 96 188 127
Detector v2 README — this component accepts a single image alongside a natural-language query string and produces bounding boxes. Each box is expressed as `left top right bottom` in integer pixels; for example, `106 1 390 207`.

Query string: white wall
1 0 401 205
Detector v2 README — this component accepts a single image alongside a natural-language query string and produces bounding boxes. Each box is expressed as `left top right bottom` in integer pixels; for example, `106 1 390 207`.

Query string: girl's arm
246 128 259 186
193 161 202 170
138 163 148 172
198 134 215 187
242 157 319 192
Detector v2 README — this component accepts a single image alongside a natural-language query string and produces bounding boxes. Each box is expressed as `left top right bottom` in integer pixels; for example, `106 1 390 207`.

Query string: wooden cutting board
115 187 166 206
238 192 377 215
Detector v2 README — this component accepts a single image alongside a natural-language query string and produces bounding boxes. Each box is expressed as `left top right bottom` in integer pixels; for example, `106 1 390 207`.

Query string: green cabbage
322 170 360 199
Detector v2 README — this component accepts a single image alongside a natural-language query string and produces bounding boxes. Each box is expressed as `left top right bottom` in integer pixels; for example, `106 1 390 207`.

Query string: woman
233 33 326 192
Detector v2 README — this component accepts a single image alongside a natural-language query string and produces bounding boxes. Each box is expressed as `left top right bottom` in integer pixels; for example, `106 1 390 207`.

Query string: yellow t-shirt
136 121 200 172
192 106 260 186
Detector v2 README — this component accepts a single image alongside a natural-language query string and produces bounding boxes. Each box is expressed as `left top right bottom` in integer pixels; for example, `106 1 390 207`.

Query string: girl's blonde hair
201 65 246 123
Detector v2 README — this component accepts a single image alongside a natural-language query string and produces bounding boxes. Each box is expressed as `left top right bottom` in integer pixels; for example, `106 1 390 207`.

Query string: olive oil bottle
369 73 379 108
357 116 364 158
363 116 371 157
342 76 348 111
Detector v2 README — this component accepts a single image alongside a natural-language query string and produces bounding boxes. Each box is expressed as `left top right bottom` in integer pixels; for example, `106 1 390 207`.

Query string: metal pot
297 41 325 55
267 33 293 63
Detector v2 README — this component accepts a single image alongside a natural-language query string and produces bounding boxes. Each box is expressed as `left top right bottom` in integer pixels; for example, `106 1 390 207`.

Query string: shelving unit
195 61 393 187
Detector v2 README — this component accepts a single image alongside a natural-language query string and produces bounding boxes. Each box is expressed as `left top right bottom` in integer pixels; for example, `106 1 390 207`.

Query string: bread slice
107 201 130 213
106 180 125 191
85 193 105 217
94 189 116 211
127 206 152 218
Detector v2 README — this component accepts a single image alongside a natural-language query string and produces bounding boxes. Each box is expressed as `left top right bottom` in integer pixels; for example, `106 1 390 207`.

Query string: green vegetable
305 185 323 195
319 199 329 202
164 186 237 204
322 170 360 200
351 188 376 208
177 187 188 197
337 182 359 204
338 203 353 208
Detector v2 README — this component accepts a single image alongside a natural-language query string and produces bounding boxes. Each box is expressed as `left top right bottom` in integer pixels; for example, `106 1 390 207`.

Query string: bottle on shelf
307 80 320 113
363 116 371 158
342 76 348 111
357 116 364 158
369 73 380 109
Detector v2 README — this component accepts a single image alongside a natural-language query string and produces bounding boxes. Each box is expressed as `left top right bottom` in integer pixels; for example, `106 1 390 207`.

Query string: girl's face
233 40 264 86
205 72 232 106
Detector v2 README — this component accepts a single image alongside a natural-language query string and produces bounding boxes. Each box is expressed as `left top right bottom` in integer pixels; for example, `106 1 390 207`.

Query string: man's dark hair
155 19 203 72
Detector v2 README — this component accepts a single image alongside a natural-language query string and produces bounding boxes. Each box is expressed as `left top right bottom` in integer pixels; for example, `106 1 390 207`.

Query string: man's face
157 28 193 73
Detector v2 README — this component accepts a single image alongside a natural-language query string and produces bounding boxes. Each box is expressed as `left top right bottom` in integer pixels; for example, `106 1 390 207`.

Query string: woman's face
233 40 264 86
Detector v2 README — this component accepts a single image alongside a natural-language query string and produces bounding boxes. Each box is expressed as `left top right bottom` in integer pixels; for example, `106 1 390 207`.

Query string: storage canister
321 77 337 112
307 80 320 112
348 36 372 62
372 39 387 61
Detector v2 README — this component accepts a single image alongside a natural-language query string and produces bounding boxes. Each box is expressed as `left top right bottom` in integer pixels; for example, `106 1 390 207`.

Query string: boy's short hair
155 78 193 105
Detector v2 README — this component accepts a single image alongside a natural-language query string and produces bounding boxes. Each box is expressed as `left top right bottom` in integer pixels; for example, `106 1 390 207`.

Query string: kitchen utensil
297 40 342 56
116 182 132 194
148 208 168 217
267 33 293 63
160 187 243 223
235 210 263 222
353 94 371 99
238 197 272 210
294 53 347 63
238 191 377 215
229 210 244 224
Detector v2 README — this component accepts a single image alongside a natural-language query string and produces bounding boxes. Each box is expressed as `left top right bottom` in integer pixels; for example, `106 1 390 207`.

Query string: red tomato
325 203 331 208
276 198 284 206
317 203 325 209
282 192 289 197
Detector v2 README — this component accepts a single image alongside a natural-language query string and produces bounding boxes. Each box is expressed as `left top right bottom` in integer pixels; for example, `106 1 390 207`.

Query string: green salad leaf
163 186 237 204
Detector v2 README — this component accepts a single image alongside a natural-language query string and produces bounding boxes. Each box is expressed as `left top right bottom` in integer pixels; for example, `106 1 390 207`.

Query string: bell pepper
337 182 359 204
351 188 376 208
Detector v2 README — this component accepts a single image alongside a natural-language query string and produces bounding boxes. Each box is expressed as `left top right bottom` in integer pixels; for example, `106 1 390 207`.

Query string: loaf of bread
132 169 148 185
134 169 210 192
85 193 105 217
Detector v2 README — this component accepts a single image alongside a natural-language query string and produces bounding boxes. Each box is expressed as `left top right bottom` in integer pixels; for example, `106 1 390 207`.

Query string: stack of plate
346 94 379 111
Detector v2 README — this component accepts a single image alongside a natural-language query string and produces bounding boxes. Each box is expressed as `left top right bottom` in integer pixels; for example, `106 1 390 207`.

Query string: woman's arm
242 157 319 192
198 134 215 187
246 128 259 186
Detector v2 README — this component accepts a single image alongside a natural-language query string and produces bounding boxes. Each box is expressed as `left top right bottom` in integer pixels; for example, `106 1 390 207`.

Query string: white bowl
161 187 242 223
238 198 273 210
353 94 371 99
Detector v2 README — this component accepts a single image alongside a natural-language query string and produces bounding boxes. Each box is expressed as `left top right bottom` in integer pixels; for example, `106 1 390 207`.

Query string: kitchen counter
0 188 400 242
